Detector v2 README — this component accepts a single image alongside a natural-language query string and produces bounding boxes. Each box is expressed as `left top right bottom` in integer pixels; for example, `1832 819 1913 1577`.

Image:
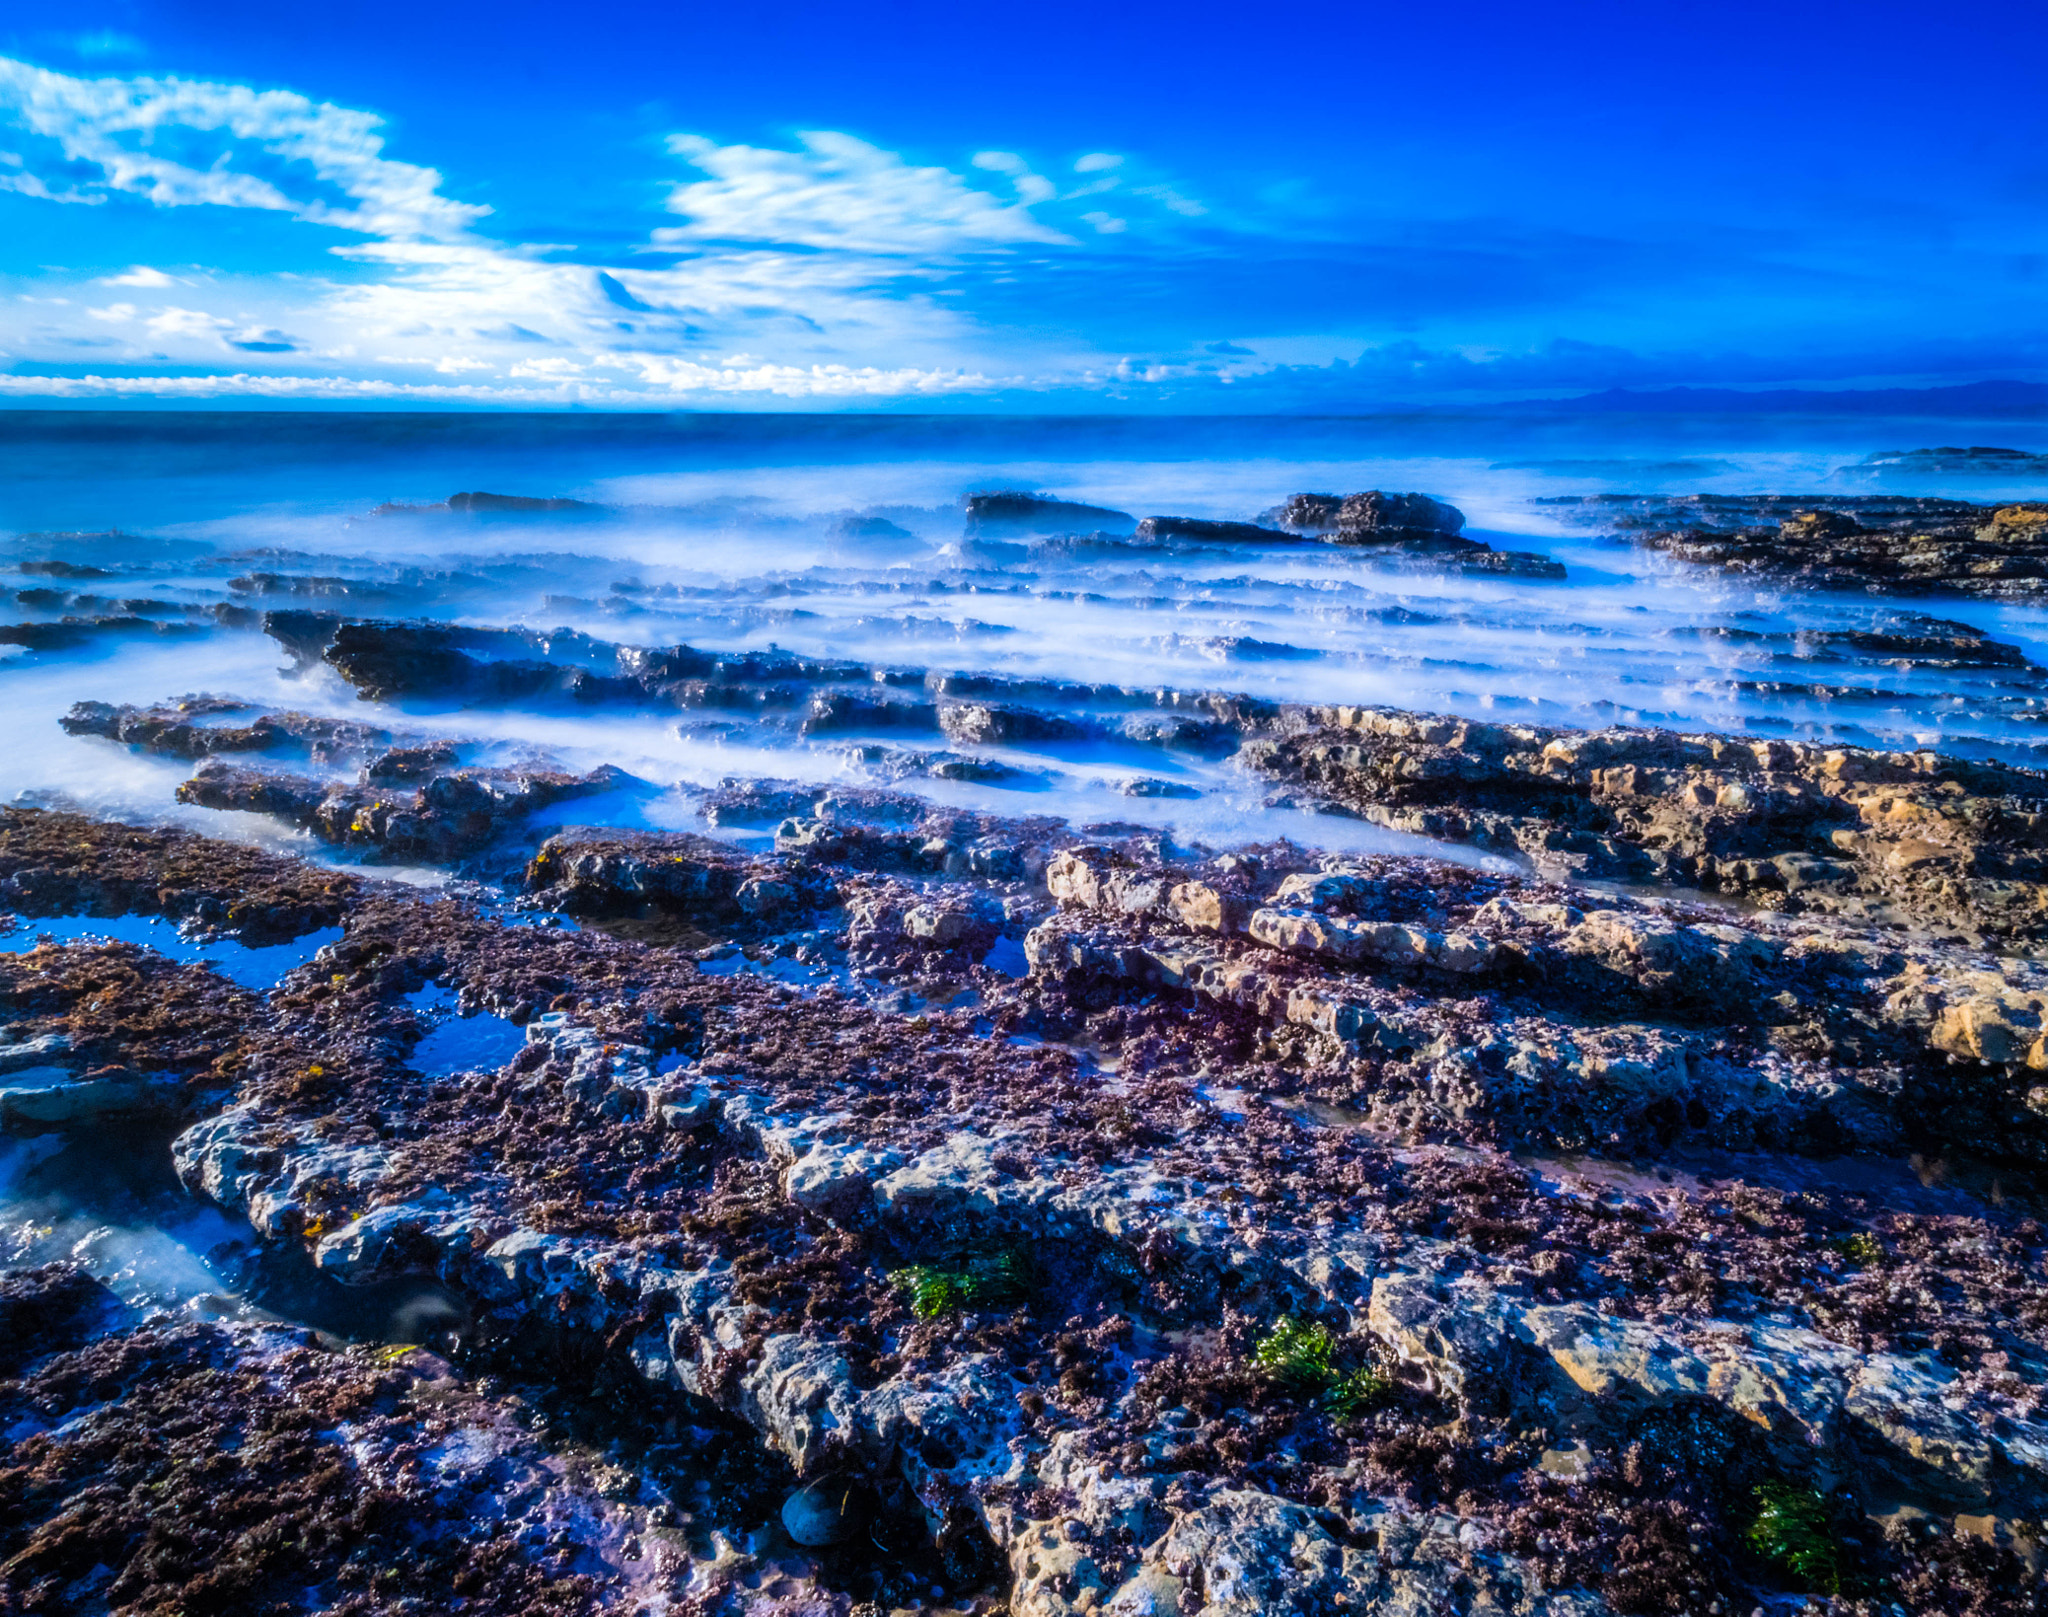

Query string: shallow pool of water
405 981 531 1075
0 1120 468 1344
0 912 343 991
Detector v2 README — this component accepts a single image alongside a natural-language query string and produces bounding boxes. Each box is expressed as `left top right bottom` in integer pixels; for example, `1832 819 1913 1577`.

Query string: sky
0 0 2040 410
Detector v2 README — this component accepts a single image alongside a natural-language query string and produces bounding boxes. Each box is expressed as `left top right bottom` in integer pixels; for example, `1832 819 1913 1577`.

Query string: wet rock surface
7 741 2048 1613
0 936 260 1125
18 473 2048 1612
1242 703 2048 948
0 807 360 943
0 1307 721 1615
1547 493 2048 598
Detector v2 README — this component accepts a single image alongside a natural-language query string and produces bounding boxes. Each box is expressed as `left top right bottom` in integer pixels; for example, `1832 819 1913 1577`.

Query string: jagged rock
17 770 2048 1616
175 759 632 865
940 702 1090 745
1551 491 2048 598
1243 704 2048 944
1334 489 1467 540
61 697 394 764
1260 490 1464 540
1927 975 2048 1067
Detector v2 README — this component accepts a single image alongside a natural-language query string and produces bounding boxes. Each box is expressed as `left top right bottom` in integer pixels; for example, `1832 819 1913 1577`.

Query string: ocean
6 406 2048 861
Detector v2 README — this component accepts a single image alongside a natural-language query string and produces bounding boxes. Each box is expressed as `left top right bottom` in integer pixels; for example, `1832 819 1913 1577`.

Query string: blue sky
0 0 2039 409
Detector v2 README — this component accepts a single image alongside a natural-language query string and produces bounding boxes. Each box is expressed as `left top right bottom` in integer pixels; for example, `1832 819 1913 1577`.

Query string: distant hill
1536 380 2048 416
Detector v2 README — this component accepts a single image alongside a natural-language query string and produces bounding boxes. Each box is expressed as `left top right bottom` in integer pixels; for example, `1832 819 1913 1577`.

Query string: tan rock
1167 879 1243 934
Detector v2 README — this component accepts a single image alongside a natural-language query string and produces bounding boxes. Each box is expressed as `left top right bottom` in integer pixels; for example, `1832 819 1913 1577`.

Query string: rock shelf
4 764 2048 1613
1547 494 2048 599
13 482 2048 1613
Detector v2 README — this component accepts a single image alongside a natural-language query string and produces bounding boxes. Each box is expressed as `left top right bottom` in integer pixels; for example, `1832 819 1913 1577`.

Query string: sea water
6 407 2048 857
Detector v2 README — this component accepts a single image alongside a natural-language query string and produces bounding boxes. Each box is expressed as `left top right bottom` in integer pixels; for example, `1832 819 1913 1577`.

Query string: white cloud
1074 152 1122 174
0 55 487 239
0 56 1211 402
99 264 178 286
1134 184 1207 218
971 149 1054 205
144 305 233 340
659 131 1070 253
0 359 1004 402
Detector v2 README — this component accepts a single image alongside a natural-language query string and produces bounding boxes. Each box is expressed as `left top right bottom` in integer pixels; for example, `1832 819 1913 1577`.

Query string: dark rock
261 608 344 672
1134 516 1288 544
18 559 112 579
1853 445 2048 474
782 1476 870 1545
800 692 940 736
938 703 1091 745
1333 490 1466 540
1261 490 1466 541
0 1265 123 1373
1263 493 1347 533
364 741 462 782
62 698 393 765
0 616 203 654
831 514 916 541
963 492 1136 536
448 490 602 513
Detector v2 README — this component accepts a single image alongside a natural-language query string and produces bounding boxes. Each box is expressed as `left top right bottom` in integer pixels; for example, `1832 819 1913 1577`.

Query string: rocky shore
6 488 2048 1615
1547 494 2048 599
3 716 2047 1612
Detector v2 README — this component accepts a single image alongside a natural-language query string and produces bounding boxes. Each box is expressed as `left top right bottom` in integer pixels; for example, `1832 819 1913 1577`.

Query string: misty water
4 408 2047 1357
8 409 2048 850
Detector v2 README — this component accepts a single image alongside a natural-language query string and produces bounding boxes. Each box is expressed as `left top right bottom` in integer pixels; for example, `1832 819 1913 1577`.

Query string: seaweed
1745 1481 1843 1594
1249 1316 1390 1419
888 1248 1032 1319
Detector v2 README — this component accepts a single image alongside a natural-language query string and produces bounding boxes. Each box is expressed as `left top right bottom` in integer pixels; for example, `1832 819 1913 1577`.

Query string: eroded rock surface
1549 493 2048 598
1243 704 2048 946
7 778 2048 1613
0 1301 722 1615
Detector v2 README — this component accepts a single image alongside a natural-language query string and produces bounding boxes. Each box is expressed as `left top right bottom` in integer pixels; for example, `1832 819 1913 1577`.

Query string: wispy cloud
0 57 487 240
97 264 179 286
0 55 1231 402
657 130 1071 253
